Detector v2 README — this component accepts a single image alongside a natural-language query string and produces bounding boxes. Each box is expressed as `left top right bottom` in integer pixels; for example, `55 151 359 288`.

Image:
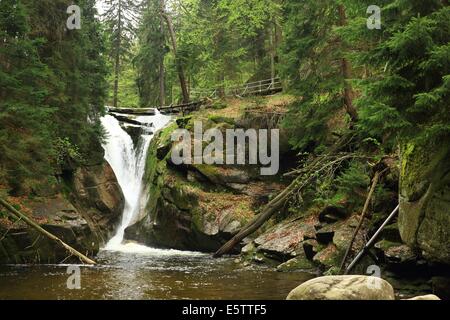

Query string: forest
0 0 449 301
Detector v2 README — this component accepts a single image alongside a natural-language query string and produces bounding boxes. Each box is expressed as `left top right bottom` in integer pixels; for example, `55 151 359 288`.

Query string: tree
103 0 141 108
0 0 109 194
0 0 53 193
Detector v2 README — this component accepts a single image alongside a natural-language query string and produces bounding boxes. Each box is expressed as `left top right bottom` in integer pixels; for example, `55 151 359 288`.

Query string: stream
0 249 313 299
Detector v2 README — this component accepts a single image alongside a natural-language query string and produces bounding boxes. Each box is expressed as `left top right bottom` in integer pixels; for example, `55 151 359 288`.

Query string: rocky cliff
399 138 450 265
0 161 124 264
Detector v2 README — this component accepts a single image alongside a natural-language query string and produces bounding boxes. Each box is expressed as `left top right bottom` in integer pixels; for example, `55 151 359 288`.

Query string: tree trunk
339 171 381 273
269 20 276 82
159 0 166 107
338 4 358 123
214 153 357 258
0 197 96 265
162 10 189 104
113 5 122 109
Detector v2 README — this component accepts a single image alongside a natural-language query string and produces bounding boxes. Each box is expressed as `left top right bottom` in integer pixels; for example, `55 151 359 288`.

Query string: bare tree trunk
159 0 166 107
113 4 122 109
338 171 381 273
269 20 276 82
338 4 358 123
161 9 189 104
0 198 96 265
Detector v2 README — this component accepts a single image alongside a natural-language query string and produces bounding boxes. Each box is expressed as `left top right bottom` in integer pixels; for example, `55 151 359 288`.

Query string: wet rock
121 125 143 145
287 275 395 300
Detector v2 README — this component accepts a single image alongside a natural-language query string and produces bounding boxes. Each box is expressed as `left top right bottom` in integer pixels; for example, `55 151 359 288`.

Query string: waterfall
100 110 171 251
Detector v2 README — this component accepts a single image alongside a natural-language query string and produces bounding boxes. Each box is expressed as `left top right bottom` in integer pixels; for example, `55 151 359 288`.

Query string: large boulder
287 275 395 300
404 295 441 300
398 140 450 265
124 124 258 252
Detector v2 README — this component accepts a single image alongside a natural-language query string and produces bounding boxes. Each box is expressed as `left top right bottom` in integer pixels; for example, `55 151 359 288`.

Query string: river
0 246 313 299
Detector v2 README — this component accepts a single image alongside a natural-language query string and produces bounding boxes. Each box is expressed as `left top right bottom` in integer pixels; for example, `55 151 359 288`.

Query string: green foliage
0 0 108 194
136 0 281 104
54 138 84 167
280 0 350 152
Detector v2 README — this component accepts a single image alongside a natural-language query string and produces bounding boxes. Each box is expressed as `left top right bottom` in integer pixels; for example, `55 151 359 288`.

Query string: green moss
277 256 316 272
208 115 235 126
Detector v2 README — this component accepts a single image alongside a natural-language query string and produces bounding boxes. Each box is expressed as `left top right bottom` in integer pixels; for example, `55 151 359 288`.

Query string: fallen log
110 114 153 127
213 153 358 258
338 170 382 273
108 107 156 116
0 197 96 265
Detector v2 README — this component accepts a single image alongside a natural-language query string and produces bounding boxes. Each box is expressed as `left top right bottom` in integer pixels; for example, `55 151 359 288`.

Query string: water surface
0 246 314 300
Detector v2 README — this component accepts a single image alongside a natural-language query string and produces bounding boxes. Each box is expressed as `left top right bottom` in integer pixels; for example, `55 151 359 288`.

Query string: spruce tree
103 0 142 108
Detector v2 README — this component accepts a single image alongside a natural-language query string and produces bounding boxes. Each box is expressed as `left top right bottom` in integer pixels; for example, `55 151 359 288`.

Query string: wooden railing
191 77 282 100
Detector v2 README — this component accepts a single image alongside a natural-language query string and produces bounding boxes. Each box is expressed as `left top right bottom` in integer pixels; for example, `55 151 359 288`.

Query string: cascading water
100 110 171 251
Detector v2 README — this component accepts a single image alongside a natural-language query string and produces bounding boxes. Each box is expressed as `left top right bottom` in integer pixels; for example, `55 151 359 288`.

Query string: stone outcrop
125 117 285 252
398 140 450 265
0 161 124 264
287 275 396 300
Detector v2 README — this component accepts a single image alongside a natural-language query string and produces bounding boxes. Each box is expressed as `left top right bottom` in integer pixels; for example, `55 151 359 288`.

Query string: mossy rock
208 115 236 126
399 137 450 265
277 256 317 272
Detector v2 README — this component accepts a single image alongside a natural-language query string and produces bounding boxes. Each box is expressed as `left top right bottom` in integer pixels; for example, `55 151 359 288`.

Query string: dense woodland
1 0 449 214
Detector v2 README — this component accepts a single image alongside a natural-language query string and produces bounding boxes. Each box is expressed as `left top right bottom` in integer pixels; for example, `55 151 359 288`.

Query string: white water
100 110 171 252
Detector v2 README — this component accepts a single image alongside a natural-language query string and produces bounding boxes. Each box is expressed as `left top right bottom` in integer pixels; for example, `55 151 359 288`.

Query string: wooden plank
107 107 156 116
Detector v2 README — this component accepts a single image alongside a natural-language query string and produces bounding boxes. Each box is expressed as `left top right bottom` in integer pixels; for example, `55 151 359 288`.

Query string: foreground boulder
405 294 441 300
287 275 395 300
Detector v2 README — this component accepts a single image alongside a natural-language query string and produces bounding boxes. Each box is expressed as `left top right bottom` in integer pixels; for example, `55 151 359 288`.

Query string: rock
398 140 450 265
404 294 441 300
0 161 125 264
276 255 317 272
313 244 341 269
333 215 362 253
253 218 316 261
286 275 395 300
125 127 256 252
193 164 251 187
303 239 323 260
72 162 124 237
319 206 348 223
121 124 143 146
316 226 335 244
375 240 417 265
379 223 402 243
